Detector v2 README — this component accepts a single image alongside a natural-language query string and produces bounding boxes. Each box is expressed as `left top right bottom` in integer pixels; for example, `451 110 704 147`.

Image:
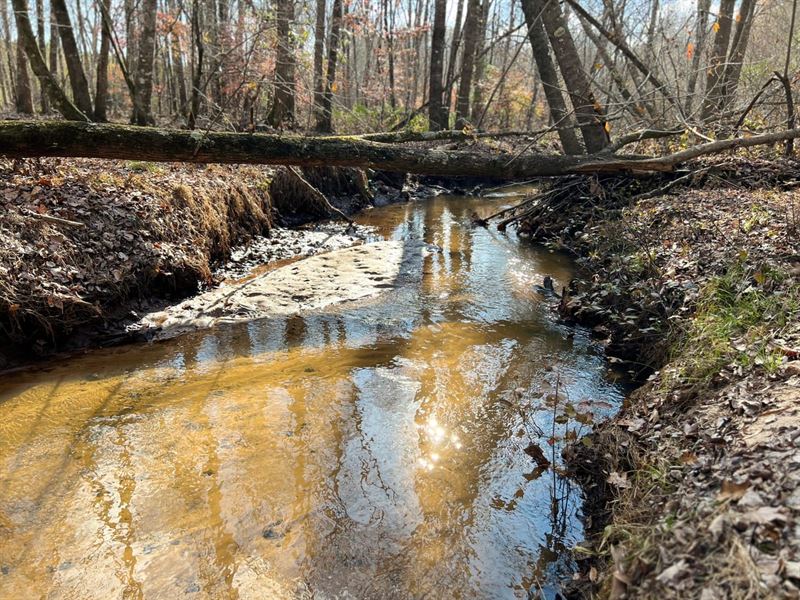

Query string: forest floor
0 158 381 368
516 156 800 598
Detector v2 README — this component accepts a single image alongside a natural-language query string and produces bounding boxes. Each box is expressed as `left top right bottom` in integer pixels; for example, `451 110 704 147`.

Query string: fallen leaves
0 158 275 359
607 471 630 488
717 480 750 502
655 559 690 586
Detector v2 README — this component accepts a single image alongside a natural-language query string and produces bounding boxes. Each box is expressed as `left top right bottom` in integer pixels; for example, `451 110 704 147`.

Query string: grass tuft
670 261 799 388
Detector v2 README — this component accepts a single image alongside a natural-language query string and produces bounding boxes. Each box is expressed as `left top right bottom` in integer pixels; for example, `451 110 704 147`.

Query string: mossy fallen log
1 121 799 179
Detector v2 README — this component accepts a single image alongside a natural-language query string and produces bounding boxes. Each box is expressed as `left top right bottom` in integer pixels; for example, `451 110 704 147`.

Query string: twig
630 167 711 201
602 128 684 154
286 167 354 224
20 208 85 228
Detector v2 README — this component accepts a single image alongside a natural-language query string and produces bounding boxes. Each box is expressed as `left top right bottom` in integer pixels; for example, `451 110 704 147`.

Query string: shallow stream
0 193 624 599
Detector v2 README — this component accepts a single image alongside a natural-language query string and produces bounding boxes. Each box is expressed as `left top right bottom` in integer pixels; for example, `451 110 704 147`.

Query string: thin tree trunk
169 4 188 116
125 0 137 65
534 0 608 152
189 0 204 128
132 0 157 124
685 0 711 116
455 0 480 126
312 0 325 126
520 0 582 154
1 0 16 108
719 0 757 113
384 0 397 109
428 0 447 129
316 0 343 132
14 41 34 114
51 0 93 115
470 0 490 123
95 0 112 121
10 0 87 119
49 3 59 80
701 0 735 121
267 0 296 128
35 0 48 113
444 0 465 124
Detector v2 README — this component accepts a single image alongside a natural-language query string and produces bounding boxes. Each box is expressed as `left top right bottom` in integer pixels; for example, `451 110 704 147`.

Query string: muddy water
0 194 624 599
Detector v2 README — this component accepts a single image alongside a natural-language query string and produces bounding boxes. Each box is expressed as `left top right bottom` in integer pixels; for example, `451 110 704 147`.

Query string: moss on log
1 121 799 179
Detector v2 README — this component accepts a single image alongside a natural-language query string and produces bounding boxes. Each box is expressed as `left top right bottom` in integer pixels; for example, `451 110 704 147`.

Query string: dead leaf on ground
742 506 790 525
656 559 690 586
717 480 750 502
607 471 630 488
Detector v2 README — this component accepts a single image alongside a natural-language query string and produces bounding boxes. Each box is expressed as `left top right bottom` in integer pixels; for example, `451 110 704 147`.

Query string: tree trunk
470 0 490 122
267 0 296 128
189 0 204 129
455 0 480 127
316 0 343 132
701 0 735 121
534 0 608 153
169 9 188 117
427 0 447 130
125 0 138 66
14 41 34 115
685 0 711 116
520 0 582 155
10 0 87 120
1 0 16 109
35 0 48 113
719 0 757 113
312 0 325 127
95 0 112 121
444 0 465 125
131 0 157 125
51 0 93 115
384 0 397 109
49 3 59 80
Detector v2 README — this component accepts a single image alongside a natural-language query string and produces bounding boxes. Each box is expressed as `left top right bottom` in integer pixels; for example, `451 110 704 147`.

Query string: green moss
125 160 165 174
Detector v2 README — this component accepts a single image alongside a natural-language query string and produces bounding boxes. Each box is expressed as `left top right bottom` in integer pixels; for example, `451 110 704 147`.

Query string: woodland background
0 0 798 149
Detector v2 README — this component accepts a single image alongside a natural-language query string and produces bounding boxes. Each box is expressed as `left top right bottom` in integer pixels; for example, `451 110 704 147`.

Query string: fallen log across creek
1 121 799 179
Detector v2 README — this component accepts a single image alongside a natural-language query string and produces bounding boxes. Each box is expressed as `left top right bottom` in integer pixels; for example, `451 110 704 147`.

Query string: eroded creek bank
0 192 627 599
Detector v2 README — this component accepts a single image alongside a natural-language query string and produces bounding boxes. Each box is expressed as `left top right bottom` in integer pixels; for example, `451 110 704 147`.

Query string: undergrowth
669 261 799 390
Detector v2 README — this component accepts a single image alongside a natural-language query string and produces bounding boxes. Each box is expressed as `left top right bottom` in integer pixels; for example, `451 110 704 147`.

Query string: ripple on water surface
0 193 625 599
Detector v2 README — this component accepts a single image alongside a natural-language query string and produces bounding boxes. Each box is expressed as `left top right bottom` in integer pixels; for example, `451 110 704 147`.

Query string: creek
0 192 625 599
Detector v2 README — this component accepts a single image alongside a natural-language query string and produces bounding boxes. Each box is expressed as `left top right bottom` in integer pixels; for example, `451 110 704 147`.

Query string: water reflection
0 193 624 599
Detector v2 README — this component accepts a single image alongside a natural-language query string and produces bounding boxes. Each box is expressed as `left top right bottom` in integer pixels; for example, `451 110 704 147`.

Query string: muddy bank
0 159 396 368
508 156 800 598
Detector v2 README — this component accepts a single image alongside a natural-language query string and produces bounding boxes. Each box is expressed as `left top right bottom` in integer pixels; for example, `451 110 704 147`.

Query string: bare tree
685 0 711 115
701 0 735 121
10 0 86 119
427 0 447 129
455 0 481 127
95 0 112 121
520 0 582 154
316 0 343 132
312 0 326 127
534 0 608 152
52 0 93 115
268 0 296 128
131 0 157 124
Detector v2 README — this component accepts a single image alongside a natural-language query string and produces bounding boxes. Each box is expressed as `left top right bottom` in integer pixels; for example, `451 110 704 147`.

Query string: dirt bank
0 158 382 368
513 156 800 598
